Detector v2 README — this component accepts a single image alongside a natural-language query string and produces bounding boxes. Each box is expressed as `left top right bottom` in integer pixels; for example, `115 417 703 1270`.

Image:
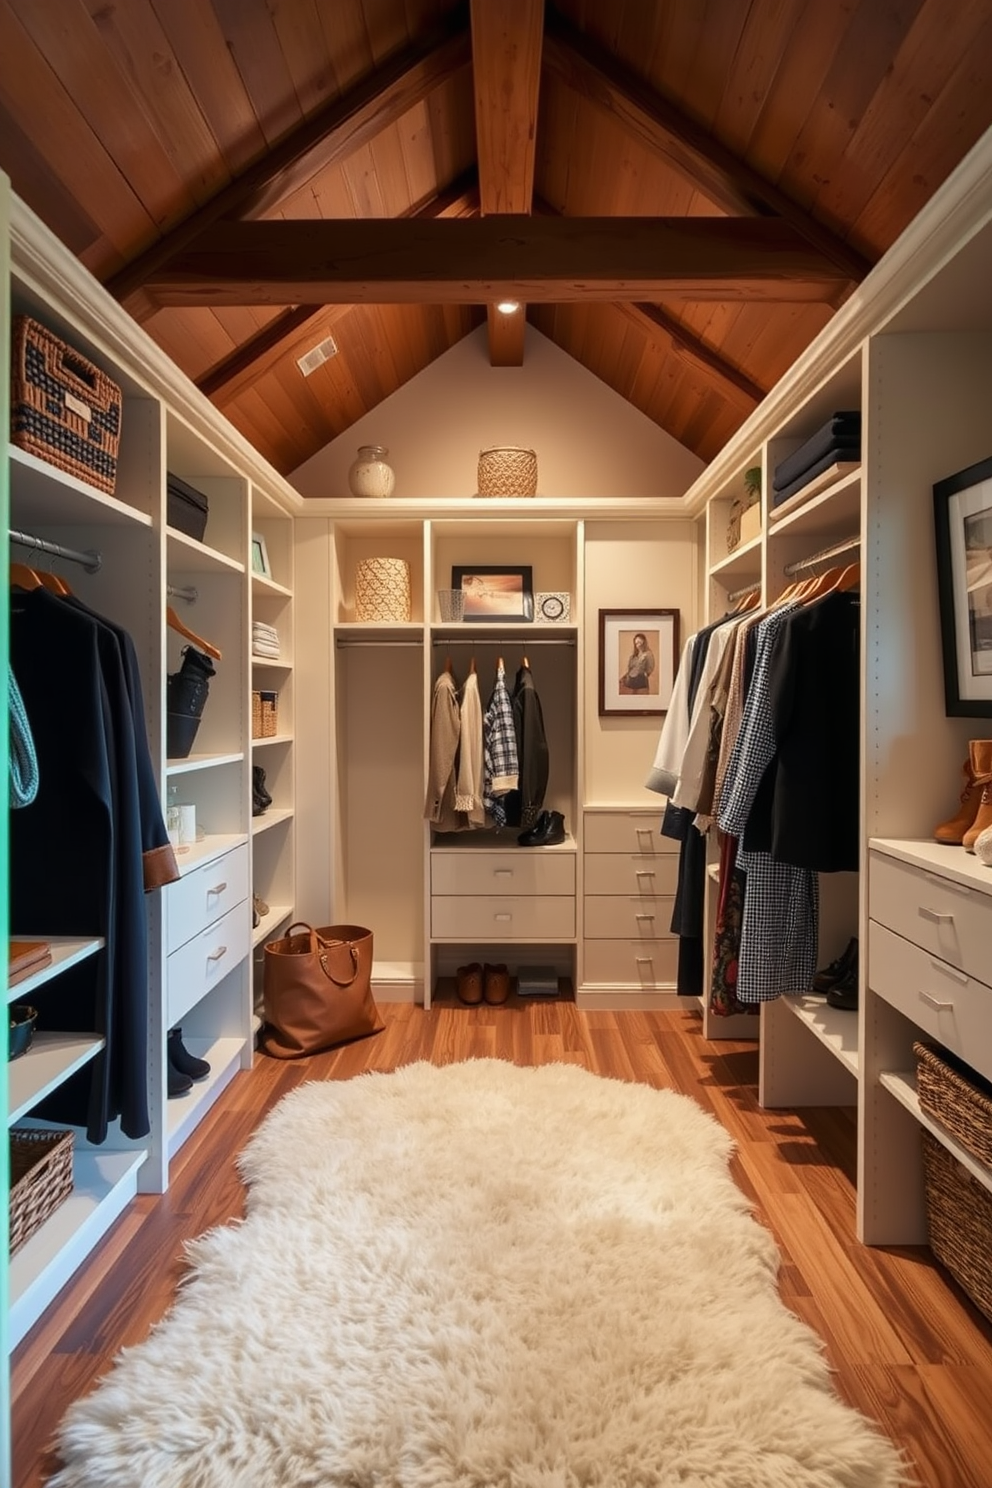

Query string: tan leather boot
962 740 992 852
934 757 982 844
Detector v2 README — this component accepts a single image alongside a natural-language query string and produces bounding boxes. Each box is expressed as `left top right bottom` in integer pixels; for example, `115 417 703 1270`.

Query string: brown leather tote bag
260 922 383 1058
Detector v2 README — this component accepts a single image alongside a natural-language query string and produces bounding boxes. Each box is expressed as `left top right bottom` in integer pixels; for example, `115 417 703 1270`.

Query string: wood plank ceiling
3 0 992 479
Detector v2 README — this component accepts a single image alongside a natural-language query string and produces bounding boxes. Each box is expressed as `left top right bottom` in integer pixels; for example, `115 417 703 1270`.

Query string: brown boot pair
455 962 510 1005
933 740 992 851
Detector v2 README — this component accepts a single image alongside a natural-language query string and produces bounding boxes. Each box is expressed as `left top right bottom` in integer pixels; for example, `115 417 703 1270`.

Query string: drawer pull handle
918 906 953 925
493 869 513 877
207 945 228 963
635 955 654 964
207 882 228 896
635 869 655 878
635 913 655 921
919 990 954 1011
494 913 512 922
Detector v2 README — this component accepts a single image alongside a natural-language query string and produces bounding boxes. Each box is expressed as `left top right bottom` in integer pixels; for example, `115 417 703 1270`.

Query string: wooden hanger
497 655 504 671
522 655 529 669
39 565 71 596
445 655 453 675
820 560 861 596
166 605 223 661
469 656 476 673
10 561 43 591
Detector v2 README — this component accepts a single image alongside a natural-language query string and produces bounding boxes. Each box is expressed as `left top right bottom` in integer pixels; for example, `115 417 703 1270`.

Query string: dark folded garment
773 412 861 490
772 443 861 507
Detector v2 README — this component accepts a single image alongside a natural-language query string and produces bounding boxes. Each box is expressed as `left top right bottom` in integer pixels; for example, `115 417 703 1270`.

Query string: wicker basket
252 690 278 738
354 557 411 622
9 1128 74 1255
921 1129 992 1322
914 1041 992 1168
477 447 538 497
11 316 122 495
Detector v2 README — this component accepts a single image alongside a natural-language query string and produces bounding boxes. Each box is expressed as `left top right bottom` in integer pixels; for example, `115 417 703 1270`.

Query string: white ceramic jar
348 444 395 498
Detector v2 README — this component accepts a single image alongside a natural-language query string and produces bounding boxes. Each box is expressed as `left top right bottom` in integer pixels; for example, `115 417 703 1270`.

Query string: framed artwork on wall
934 455 992 716
451 565 534 622
598 608 680 716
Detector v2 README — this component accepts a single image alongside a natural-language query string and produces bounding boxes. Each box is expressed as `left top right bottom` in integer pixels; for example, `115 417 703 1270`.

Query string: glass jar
348 444 395 498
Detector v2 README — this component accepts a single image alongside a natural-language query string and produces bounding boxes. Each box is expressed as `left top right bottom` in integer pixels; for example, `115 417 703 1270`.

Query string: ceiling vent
296 335 338 376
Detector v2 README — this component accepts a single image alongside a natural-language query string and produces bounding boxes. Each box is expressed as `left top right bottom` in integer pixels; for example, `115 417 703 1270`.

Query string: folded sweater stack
252 621 280 659
772 411 861 508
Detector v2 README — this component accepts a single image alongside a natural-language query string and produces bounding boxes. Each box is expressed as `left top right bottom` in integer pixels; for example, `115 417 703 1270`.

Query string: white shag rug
50 1060 910 1488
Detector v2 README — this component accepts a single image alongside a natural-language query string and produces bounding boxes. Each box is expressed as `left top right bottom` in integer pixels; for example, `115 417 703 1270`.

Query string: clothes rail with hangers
429 637 576 647
10 527 102 573
726 581 761 606
783 535 860 576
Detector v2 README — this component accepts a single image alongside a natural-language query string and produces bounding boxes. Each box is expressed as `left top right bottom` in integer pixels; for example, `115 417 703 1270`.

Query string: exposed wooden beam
105 7 472 317
616 302 765 408
197 175 481 404
147 216 852 306
471 0 543 366
543 7 873 285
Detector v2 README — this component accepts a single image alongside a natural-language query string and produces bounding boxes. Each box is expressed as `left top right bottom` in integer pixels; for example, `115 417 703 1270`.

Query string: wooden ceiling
3 0 992 478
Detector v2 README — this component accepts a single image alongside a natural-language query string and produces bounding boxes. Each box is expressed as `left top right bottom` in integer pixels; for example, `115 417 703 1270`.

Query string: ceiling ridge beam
197 173 481 403
147 216 851 307
542 6 872 284
105 5 472 315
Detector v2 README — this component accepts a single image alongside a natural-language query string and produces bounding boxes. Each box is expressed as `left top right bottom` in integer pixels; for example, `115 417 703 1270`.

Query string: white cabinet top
869 838 992 899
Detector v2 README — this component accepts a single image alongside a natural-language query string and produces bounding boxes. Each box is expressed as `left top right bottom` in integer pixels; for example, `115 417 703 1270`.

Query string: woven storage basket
11 316 122 495
354 557 411 622
477 446 538 497
251 690 278 738
9 1128 74 1255
921 1128 992 1322
914 1041 992 1167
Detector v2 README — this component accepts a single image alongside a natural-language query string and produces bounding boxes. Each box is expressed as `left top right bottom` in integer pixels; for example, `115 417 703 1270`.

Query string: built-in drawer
584 895 675 940
583 812 674 856
431 850 575 897
166 901 251 1028
583 853 679 897
869 850 992 984
868 919 992 1082
165 843 250 955
582 938 678 987
431 895 575 940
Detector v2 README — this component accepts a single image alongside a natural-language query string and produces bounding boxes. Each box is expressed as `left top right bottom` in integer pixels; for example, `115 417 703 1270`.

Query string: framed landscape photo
599 608 679 716
452 565 534 622
934 455 992 716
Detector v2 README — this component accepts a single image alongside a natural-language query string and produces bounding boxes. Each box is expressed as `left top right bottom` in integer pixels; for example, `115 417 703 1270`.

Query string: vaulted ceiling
3 0 992 480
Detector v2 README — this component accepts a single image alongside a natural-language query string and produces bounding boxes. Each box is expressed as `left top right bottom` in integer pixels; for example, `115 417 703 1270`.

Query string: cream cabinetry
581 810 679 996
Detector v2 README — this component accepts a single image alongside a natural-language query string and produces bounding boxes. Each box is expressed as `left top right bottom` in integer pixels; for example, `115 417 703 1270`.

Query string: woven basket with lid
477 447 538 497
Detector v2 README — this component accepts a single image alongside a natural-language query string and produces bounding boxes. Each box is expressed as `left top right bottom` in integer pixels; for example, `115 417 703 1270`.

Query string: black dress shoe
517 810 566 847
811 936 858 994
825 963 859 1011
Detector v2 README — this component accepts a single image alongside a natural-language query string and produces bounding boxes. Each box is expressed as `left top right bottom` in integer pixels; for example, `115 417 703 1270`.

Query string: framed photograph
934 456 992 716
599 608 680 716
251 531 272 578
452 565 534 622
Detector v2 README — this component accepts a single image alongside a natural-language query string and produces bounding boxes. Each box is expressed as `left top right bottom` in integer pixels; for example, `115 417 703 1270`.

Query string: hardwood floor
12 999 992 1486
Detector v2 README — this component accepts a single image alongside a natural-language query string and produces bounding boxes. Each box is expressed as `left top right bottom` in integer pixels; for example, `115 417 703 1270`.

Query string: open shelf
165 1036 246 1159
6 936 103 1002
10 446 154 527
880 1069 992 1199
166 751 245 775
252 904 294 948
784 994 860 1076
8 1034 105 1124
251 808 293 836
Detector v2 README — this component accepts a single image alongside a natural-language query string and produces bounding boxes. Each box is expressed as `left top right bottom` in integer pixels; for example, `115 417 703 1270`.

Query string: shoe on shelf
825 962 859 1012
810 936 858 995
962 739 992 852
252 891 270 928
167 1061 193 1098
483 963 510 1005
168 1026 211 1082
456 962 483 1005
517 810 566 847
933 756 983 845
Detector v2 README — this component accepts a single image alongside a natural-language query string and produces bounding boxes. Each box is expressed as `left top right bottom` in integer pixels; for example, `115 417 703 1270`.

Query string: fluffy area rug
50 1060 909 1487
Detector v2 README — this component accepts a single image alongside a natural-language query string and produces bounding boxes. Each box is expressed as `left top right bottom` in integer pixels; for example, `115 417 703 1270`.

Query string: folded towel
773 411 861 490
772 443 861 507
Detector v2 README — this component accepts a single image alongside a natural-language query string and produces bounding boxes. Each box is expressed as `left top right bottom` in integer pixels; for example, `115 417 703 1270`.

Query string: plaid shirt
483 666 519 827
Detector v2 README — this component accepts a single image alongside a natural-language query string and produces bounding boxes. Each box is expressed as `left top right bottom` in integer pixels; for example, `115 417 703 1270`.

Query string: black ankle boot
252 764 272 816
168 1027 211 1081
167 1060 193 1098
166 646 216 758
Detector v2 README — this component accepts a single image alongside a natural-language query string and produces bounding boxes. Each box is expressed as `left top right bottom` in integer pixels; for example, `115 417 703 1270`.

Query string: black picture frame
451 565 534 622
934 455 992 717
598 608 680 716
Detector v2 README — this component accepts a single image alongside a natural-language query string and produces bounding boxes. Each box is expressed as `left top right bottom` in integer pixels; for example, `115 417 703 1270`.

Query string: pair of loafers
456 962 510 1005
517 810 566 847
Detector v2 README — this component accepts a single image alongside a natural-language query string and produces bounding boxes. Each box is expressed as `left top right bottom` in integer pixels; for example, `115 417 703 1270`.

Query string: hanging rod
167 583 198 604
336 638 424 648
726 580 760 605
783 535 860 576
430 637 576 647
9 527 101 573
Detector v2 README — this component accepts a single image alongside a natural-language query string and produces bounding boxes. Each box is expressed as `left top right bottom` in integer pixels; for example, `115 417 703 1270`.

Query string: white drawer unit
582 938 679 987
166 901 252 1029
431 895 576 940
867 921 992 1083
583 853 679 897
431 849 575 897
584 895 675 939
583 810 674 856
869 849 992 985
165 842 250 954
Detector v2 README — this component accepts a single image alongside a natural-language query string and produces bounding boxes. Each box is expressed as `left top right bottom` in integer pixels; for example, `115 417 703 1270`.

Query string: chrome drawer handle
635 955 654 964
493 869 513 877
207 945 228 962
635 869 655 878
207 881 228 896
918 906 953 924
919 990 954 1011
634 913 655 921
494 913 512 922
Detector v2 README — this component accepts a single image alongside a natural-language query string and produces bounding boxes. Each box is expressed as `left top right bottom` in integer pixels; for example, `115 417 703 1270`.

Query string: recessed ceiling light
496 299 520 314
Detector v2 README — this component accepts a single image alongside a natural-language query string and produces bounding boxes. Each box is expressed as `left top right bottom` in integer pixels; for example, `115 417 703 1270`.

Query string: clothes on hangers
455 668 485 826
483 661 518 828
503 660 549 830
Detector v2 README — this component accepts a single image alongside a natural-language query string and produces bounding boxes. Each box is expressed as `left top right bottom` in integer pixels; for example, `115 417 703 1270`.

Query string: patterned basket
355 557 411 622
252 690 278 738
477 447 538 497
921 1129 992 1323
11 316 122 495
9 1128 74 1255
914 1041 992 1167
